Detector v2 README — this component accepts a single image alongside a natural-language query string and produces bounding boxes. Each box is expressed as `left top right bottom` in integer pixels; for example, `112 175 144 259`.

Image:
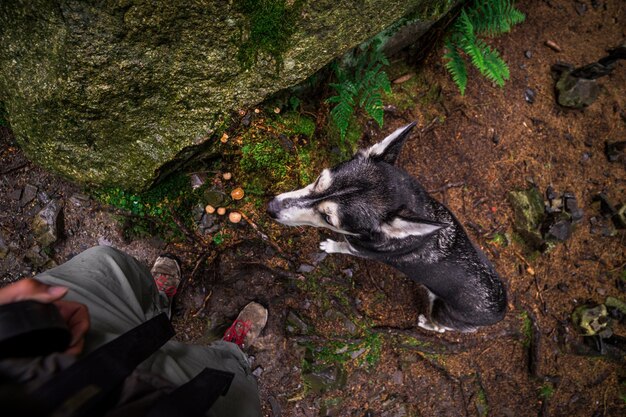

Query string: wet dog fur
267 122 506 332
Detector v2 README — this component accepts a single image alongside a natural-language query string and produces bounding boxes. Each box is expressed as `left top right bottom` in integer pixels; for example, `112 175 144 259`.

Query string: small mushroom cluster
203 172 245 224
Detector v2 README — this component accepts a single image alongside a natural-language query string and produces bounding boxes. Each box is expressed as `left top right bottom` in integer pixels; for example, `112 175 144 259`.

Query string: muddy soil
1 0 625 416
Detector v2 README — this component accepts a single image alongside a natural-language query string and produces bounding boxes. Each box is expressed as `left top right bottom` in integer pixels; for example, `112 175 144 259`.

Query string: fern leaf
480 43 510 86
470 0 526 36
375 71 392 94
444 39 468 95
363 91 384 127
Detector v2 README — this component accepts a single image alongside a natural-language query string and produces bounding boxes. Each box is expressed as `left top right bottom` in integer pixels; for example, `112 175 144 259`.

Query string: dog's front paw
319 239 350 254
320 239 338 253
418 314 446 333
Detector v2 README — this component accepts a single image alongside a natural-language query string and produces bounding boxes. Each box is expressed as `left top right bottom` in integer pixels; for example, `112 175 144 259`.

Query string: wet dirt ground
1 0 625 416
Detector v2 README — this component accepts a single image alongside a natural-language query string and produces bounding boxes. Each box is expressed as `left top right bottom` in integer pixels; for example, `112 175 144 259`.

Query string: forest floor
1 0 626 416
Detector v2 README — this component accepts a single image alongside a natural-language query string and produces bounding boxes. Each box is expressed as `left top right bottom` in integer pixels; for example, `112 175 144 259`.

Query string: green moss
236 0 303 69
305 331 383 369
538 382 554 400
476 385 489 417
240 139 289 177
281 112 316 139
488 232 508 247
92 173 197 240
519 310 533 348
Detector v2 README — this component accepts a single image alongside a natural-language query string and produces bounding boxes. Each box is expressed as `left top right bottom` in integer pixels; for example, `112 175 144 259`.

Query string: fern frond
363 91 384 127
330 99 355 142
469 0 526 36
444 39 468 95
479 41 510 86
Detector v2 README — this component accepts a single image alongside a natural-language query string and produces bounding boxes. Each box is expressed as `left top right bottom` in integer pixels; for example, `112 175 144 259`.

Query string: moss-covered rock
0 0 453 190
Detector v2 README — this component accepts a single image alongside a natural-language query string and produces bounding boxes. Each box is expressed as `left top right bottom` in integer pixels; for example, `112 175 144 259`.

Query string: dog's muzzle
266 197 282 219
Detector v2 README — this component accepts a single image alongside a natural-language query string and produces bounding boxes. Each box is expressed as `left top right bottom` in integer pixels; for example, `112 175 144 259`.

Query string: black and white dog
267 122 506 332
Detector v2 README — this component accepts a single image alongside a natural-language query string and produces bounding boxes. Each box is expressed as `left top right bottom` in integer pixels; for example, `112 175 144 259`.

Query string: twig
0 161 28 175
428 181 465 195
238 211 292 262
191 290 212 318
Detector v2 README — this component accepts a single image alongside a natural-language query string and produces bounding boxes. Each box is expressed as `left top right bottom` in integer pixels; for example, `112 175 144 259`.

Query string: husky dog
267 122 506 332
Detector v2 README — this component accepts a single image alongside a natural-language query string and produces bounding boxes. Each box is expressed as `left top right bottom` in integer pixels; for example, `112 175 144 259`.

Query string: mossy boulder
0 0 454 190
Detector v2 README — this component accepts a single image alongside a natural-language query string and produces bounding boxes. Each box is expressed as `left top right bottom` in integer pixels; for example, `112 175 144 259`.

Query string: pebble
574 2 587 15
252 366 263 377
297 264 315 273
524 50 532 59
524 88 536 104
19 184 37 207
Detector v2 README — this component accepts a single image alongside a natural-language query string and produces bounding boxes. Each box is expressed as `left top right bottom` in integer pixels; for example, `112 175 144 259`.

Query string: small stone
492 133 500 144
285 311 312 335
24 246 51 268
596 288 607 296
556 73 600 108
0 233 9 259
546 186 558 201
20 184 37 207
594 193 617 217
200 213 215 231
574 2 587 15
190 173 208 189
203 189 227 207
68 193 90 207
557 282 569 292
524 88 536 104
242 112 252 127
605 141 625 163
252 366 263 377
309 252 327 265
9 188 22 201
32 200 63 247
546 218 572 241
268 396 281 417
97 236 113 246
391 370 403 385
298 264 315 273
524 50 532 59
580 152 591 163
614 204 626 229
508 188 545 249
572 304 610 336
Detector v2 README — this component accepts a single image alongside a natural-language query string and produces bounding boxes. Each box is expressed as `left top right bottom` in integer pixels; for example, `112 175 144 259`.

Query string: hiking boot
223 302 268 349
150 254 181 317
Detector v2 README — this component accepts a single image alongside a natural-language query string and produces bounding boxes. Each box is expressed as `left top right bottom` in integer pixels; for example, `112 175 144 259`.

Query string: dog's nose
267 198 281 219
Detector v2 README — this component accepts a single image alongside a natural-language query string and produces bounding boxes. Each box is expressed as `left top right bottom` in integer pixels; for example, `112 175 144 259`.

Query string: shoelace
223 320 252 347
154 274 178 297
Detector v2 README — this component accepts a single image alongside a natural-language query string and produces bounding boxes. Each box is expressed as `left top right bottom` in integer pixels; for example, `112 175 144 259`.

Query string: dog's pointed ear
380 217 443 239
361 122 417 164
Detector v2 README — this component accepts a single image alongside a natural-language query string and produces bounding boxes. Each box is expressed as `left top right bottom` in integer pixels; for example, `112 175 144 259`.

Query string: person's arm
0 279 90 355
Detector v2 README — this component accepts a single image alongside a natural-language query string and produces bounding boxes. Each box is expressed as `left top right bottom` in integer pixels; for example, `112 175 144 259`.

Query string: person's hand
0 279 90 355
